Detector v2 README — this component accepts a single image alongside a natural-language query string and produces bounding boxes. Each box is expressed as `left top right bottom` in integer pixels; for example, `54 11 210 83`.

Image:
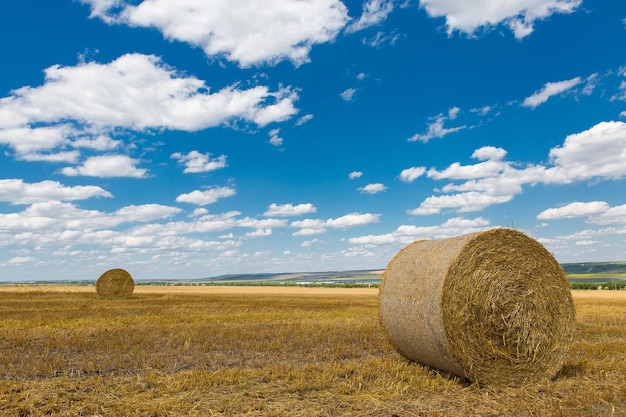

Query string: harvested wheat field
0 285 625 416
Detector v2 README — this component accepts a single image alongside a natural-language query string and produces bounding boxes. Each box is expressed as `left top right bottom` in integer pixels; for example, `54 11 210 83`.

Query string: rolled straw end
379 228 575 386
96 268 135 299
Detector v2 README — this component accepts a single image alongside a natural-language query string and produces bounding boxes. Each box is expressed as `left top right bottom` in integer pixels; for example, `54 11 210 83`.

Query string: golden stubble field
0 285 625 416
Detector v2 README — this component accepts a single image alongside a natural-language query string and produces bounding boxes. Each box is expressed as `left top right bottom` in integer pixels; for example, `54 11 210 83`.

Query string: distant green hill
5 263 625 286
190 264 626 284
561 261 626 275
197 270 384 283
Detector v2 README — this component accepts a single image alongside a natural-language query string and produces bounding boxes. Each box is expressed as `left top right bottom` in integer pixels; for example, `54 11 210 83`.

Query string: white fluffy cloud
18 151 81 164
171 151 227 174
0 201 306 261
349 171 363 179
0 201 181 233
537 201 610 220
408 121 626 215
348 216 491 246
545 121 626 182
399 167 426 183
593 205 626 225
358 183 387 194
326 212 380 228
538 201 626 225
0 179 112 205
0 53 298 157
428 146 508 180
264 203 317 217
418 0 582 39
291 218 328 236
61 155 148 178
81 0 349 67
175 186 237 206
409 192 515 214
291 212 380 235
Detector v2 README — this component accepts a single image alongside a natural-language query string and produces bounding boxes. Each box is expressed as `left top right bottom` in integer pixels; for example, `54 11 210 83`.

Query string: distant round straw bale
96 268 135 299
379 228 575 386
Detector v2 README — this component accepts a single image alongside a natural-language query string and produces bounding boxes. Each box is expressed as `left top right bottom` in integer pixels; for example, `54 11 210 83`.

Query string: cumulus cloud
545 121 626 182
0 201 303 260
72 135 122 151
427 146 507 180
0 126 70 155
399 166 426 183
592 205 626 225
408 107 466 143
9 256 37 265
17 151 80 164
0 201 181 233
0 179 112 205
358 183 387 194
407 149 536 214
114 204 184 223
538 201 626 226
409 192 515 214
61 155 148 178
175 186 236 206
348 216 491 246
349 171 363 179
244 228 273 238
407 121 626 215
80 0 349 67
291 218 328 236
291 212 380 235
522 77 583 109
326 212 380 228
0 53 298 157
264 203 317 217
537 201 610 220
301 238 321 247
236 217 289 231
171 151 227 173
418 0 582 39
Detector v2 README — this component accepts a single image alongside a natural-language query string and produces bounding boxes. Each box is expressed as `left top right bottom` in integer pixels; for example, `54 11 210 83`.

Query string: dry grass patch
0 287 624 416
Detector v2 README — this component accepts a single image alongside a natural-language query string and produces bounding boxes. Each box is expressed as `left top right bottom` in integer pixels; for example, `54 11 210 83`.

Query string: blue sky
1 0 625 281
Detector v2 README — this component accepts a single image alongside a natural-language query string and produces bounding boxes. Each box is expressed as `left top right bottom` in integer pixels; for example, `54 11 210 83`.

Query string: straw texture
95 268 135 299
379 228 575 386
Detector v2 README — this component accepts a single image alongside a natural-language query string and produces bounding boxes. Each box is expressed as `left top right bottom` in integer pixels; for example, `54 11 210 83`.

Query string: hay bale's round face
96 268 135 299
441 229 575 386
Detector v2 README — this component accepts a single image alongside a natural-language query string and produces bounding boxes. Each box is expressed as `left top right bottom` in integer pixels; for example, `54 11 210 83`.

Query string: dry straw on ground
379 228 576 386
95 268 135 299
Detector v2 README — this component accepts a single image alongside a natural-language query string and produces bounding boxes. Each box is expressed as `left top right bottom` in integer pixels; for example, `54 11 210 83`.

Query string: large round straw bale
379 228 575 386
96 268 135 299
